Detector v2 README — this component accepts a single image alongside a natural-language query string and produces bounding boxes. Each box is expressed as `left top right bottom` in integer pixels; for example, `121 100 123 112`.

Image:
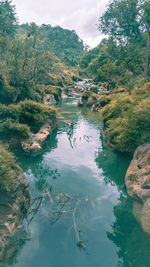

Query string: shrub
0 104 21 121
90 86 98 94
45 85 62 101
18 100 56 132
0 145 19 189
81 91 91 102
0 100 56 138
97 95 111 108
0 119 30 138
100 95 133 125
132 82 150 100
100 82 150 152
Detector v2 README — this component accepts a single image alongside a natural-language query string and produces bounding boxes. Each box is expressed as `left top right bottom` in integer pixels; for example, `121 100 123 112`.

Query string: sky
12 0 109 48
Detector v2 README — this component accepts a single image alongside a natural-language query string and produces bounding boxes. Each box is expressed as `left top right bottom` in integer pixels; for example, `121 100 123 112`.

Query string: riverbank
77 80 150 236
1 96 150 266
0 146 30 263
0 100 57 154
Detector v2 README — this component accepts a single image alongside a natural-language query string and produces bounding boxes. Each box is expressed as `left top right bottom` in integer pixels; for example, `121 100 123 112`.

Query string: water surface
8 98 150 267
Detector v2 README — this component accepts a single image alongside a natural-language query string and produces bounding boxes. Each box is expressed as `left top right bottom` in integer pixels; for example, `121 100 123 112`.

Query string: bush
0 119 30 138
97 95 111 108
0 100 56 139
18 100 56 132
132 82 150 100
100 95 133 125
45 85 62 101
0 145 19 189
0 104 21 121
81 91 91 102
100 83 150 152
90 86 98 94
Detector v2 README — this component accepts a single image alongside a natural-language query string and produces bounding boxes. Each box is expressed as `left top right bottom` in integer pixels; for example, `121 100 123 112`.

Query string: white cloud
12 0 108 47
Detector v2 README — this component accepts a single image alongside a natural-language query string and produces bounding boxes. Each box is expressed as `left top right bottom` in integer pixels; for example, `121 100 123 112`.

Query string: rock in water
125 143 150 234
21 119 57 154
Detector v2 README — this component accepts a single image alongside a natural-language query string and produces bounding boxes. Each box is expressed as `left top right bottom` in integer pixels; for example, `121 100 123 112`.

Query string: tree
99 0 150 76
0 0 17 42
143 2 150 75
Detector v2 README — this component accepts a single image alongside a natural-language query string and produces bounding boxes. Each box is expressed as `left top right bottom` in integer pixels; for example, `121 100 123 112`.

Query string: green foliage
98 0 142 43
0 119 30 138
100 82 150 151
97 95 111 108
90 86 98 94
98 0 150 77
81 0 150 83
45 85 62 101
80 35 148 85
39 25 84 66
143 2 150 32
0 100 56 139
91 93 97 101
18 100 56 132
0 145 19 189
0 7 84 105
81 91 92 101
101 95 134 124
0 0 17 38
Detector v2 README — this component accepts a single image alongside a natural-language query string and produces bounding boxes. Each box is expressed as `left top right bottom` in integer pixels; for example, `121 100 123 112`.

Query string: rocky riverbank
125 143 150 234
76 80 150 235
0 100 57 155
0 148 30 262
21 119 57 154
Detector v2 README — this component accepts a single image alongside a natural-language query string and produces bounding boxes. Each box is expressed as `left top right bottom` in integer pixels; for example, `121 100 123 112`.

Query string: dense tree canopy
98 0 150 76
0 1 84 104
80 0 150 82
0 0 16 38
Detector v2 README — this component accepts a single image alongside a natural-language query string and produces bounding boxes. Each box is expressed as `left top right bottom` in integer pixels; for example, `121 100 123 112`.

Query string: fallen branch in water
24 188 89 252
72 201 89 253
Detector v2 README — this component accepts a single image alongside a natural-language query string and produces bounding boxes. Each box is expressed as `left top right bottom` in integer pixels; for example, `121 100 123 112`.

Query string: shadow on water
0 132 59 266
107 194 150 267
95 145 131 189
96 141 150 267
0 230 30 267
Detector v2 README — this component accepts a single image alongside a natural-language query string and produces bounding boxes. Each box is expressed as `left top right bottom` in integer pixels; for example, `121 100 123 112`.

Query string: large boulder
125 143 150 234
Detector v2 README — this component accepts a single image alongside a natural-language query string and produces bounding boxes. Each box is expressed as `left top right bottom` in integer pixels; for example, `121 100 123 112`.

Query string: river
7 97 150 267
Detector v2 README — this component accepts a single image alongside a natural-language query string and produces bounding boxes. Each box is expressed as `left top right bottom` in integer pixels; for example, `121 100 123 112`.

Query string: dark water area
4 98 150 267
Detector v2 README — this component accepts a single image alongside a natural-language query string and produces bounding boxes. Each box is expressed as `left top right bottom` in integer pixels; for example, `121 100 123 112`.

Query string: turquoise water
7 98 150 267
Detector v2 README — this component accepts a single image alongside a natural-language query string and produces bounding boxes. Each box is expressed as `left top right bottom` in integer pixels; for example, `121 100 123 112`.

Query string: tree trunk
143 32 150 77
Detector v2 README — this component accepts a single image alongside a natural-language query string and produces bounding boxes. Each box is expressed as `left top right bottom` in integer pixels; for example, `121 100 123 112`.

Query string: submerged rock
125 143 150 234
21 119 57 154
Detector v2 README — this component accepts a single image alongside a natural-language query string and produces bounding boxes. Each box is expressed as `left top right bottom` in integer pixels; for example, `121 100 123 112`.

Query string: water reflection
96 143 150 267
107 194 150 267
0 228 30 267
16 130 58 172
2 97 149 266
95 145 131 188
0 190 30 267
